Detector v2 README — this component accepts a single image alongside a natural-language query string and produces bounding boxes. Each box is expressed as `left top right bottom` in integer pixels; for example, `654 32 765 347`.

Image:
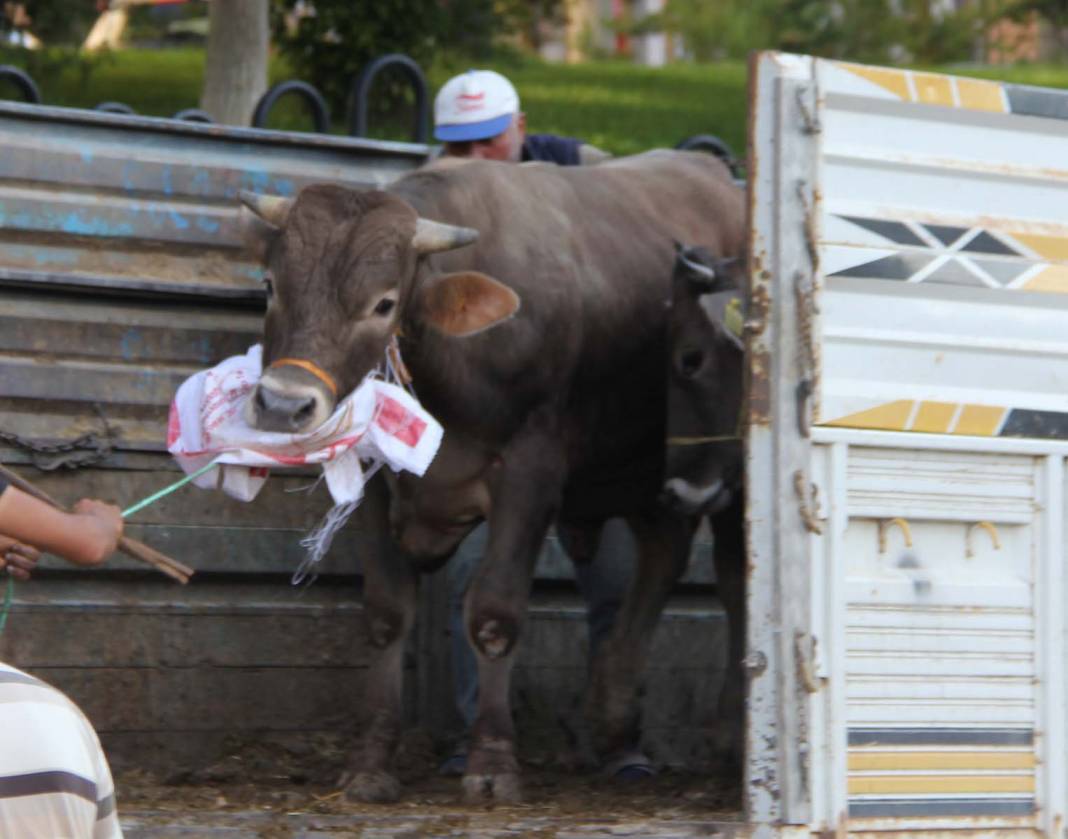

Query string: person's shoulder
522 134 584 166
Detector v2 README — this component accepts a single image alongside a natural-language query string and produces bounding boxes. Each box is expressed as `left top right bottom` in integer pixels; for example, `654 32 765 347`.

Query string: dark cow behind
662 244 747 766
238 150 746 803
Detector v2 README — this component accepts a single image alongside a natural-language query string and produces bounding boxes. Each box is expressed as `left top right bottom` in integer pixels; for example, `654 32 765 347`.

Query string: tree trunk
201 0 269 126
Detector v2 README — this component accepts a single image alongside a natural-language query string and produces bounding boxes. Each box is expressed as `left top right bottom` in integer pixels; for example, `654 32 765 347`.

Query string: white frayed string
290 458 387 587
284 474 326 494
292 499 359 586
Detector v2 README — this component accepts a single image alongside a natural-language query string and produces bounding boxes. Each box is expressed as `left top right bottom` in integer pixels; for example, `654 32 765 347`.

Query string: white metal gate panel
837 447 1038 824
805 435 1066 837
748 53 1068 838
813 61 1068 439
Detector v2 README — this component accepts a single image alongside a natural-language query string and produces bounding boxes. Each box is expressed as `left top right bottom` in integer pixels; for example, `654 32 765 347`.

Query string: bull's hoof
343 770 402 803
462 770 523 803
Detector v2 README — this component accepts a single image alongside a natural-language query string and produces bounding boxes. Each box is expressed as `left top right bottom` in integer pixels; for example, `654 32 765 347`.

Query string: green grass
0 47 748 154
0 47 1066 160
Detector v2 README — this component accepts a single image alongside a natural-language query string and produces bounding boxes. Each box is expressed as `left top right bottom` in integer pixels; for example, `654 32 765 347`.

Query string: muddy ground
116 731 743 838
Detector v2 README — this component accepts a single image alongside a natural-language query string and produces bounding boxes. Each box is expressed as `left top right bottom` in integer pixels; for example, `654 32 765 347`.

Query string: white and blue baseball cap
433 70 520 142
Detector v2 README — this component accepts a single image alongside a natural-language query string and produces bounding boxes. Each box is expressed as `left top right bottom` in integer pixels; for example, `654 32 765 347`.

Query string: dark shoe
612 762 656 782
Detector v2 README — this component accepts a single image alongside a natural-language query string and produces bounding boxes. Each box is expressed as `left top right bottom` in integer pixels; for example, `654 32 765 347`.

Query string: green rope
0 575 13 637
121 460 220 518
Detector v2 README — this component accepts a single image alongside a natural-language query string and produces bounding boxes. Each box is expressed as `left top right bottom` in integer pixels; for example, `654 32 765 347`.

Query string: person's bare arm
0 486 123 566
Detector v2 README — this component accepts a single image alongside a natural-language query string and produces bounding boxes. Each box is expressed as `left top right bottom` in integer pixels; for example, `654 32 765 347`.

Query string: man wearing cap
433 70 654 784
433 69 610 166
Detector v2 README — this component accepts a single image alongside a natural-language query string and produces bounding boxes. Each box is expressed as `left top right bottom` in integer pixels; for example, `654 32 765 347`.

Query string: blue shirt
521 133 584 166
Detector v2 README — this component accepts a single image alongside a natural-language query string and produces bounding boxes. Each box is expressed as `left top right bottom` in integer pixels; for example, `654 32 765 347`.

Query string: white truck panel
748 52 1068 837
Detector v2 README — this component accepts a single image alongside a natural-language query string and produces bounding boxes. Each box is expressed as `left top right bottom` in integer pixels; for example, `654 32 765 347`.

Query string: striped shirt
0 661 122 838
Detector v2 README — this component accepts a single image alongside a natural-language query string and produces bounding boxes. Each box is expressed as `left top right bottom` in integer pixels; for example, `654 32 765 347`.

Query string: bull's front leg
341 522 419 803
461 430 565 804
587 508 693 766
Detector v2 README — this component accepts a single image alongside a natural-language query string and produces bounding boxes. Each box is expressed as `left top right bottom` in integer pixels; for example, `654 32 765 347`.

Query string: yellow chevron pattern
823 400 1008 435
1024 265 1068 293
839 63 1007 114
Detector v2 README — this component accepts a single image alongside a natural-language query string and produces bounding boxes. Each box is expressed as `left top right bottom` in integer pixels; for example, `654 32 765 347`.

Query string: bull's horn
411 218 479 254
239 191 293 228
679 249 718 283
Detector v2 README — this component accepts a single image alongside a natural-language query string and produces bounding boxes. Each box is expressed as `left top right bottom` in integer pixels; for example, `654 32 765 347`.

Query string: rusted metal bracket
966 520 1002 557
794 631 821 694
793 470 824 535
793 180 821 438
878 517 913 554
795 83 822 136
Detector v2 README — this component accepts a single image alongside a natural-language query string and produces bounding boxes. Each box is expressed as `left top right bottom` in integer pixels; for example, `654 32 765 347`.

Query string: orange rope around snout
269 358 339 396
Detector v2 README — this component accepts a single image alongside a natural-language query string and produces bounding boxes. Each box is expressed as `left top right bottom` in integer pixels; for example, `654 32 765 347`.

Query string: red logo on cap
457 91 485 112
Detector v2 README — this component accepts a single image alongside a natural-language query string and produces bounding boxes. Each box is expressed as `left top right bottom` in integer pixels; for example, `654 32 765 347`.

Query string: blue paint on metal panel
191 169 212 195
120 328 144 361
195 216 220 234
168 211 189 230
60 212 134 236
0 244 78 265
162 167 174 195
274 178 296 197
32 248 77 266
242 170 271 193
80 148 94 164
120 163 136 192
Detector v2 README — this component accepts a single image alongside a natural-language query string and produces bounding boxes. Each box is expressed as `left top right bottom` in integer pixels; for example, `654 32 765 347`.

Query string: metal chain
0 405 118 471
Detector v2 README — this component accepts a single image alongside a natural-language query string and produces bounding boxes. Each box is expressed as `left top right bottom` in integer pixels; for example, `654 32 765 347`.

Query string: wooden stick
0 462 193 584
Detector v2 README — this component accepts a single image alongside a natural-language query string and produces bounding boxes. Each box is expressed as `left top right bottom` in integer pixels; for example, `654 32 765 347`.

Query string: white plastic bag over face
166 345 443 580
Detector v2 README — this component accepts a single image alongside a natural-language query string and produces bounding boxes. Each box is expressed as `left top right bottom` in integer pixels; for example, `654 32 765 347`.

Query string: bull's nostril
294 397 316 424
678 348 704 378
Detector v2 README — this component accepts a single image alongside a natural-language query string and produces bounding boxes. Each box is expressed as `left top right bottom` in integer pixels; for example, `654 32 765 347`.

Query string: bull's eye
373 297 396 317
678 348 705 378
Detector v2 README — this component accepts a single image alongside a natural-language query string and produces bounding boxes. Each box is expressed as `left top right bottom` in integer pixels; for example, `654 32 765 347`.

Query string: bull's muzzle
660 477 732 517
246 371 333 433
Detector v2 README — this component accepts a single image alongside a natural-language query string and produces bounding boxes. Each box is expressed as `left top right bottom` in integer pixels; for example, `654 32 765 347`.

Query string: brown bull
239 150 746 803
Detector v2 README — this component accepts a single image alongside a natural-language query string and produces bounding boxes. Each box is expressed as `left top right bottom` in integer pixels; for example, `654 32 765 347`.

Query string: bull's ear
417 271 520 337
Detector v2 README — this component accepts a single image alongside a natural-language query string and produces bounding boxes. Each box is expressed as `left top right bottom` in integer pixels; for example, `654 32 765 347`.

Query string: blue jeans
446 519 636 729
